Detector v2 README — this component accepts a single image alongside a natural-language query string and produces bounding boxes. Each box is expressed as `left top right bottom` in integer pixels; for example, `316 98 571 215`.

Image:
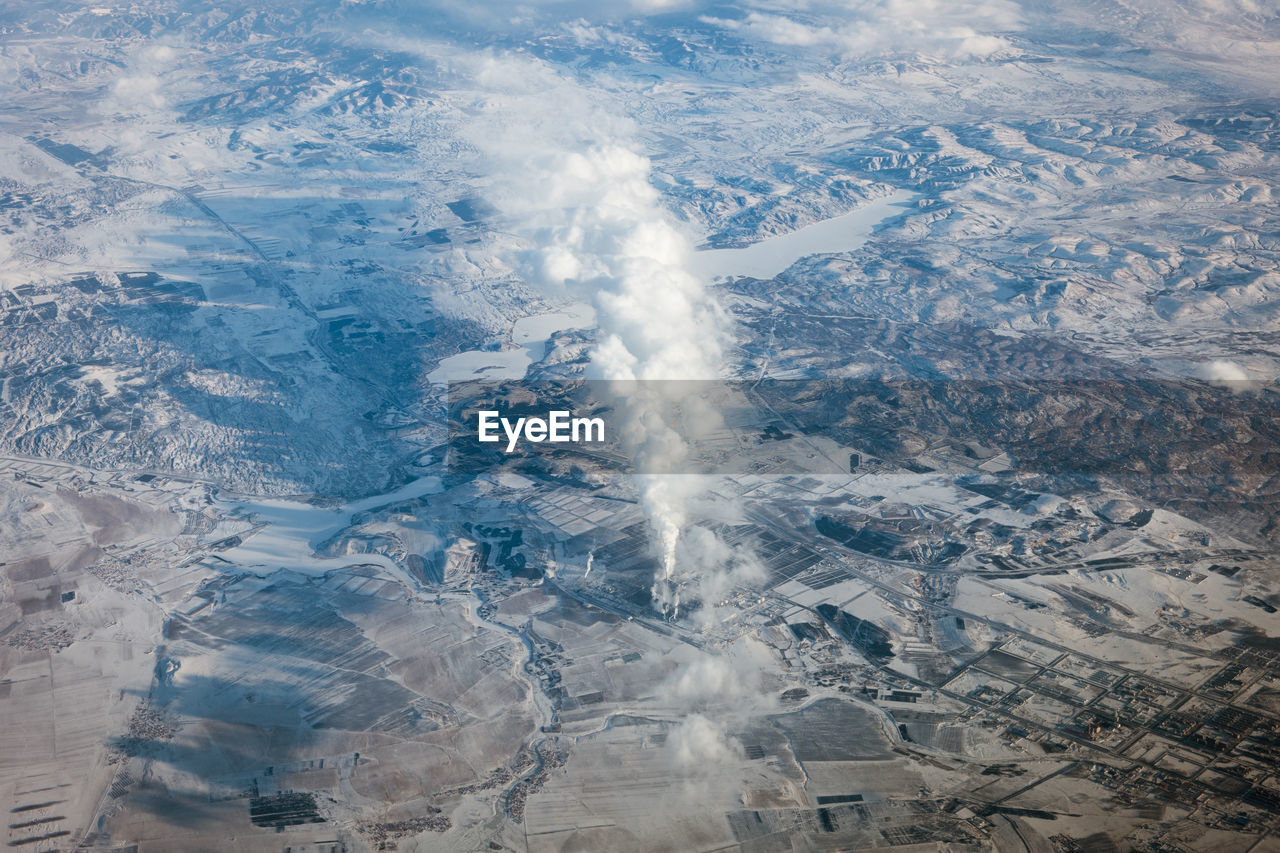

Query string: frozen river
216 475 442 582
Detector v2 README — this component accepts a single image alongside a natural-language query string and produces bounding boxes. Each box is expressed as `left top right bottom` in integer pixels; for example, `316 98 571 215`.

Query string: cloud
1194 359 1259 391
377 0 698 38
110 75 165 109
702 0 1022 62
100 42 184 115
1198 359 1248 381
629 0 696 11
1029 0 1280 90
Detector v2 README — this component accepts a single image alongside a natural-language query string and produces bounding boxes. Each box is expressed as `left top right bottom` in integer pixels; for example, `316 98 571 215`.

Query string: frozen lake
426 302 595 383
686 190 915 282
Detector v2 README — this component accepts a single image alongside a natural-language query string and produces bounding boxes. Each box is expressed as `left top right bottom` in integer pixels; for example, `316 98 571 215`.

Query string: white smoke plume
666 713 742 770
667 650 757 707
467 55 731 614
673 525 767 625
660 642 774 772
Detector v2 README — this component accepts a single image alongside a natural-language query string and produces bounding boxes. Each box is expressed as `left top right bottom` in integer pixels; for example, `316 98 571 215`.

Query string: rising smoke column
461 53 762 779
534 145 729 612
467 58 730 614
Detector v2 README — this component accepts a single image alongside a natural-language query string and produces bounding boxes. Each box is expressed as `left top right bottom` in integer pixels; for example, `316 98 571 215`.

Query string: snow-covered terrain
3 0 1280 851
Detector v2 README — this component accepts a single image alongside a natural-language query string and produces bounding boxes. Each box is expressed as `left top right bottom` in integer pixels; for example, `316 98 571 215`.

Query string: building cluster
356 814 451 850
4 623 74 651
504 742 567 824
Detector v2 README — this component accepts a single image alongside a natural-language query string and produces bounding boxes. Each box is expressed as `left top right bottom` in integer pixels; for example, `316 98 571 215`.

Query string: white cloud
110 74 165 109
1198 359 1248 381
1040 0 1280 91
100 41 185 115
703 0 1021 61
1194 359 1259 391
630 0 695 11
